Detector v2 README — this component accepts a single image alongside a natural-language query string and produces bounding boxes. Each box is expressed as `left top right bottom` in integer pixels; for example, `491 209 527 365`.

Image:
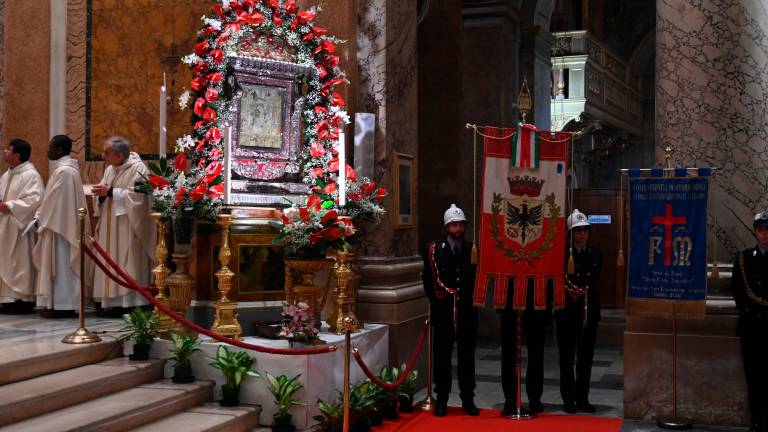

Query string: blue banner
628 177 709 301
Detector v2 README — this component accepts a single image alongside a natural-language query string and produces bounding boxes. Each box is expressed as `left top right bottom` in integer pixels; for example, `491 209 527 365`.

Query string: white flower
178 90 191 110
175 172 187 189
204 18 222 31
330 107 350 125
283 207 300 222
221 0 231 10
181 54 201 65
175 135 195 152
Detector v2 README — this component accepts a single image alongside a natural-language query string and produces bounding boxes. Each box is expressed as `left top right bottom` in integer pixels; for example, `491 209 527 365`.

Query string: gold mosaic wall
89 0 212 159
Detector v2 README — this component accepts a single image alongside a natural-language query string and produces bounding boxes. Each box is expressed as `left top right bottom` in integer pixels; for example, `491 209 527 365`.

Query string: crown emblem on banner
507 176 544 196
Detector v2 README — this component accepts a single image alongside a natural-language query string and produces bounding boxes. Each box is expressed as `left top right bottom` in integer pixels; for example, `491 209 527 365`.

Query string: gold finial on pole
62 208 101 344
211 214 242 339
151 213 172 333
517 76 533 124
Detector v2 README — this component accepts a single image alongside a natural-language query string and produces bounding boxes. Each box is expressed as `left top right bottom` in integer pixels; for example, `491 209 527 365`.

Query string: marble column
356 0 425 368
622 0 768 426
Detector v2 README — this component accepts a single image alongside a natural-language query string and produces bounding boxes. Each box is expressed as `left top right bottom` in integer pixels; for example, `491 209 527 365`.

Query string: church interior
0 0 767 431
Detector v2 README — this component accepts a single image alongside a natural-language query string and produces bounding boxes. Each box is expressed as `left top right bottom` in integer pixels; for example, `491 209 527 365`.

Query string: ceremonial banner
473 126 569 309
627 175 709 316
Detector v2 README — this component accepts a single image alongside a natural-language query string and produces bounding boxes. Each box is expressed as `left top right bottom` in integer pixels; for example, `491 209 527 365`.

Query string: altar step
133 403 266 432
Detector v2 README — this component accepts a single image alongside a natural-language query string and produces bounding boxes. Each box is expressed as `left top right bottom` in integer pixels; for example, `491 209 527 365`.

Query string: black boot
434 397 448 417
461 399 479 416
576 400 596 413
501 399 516 416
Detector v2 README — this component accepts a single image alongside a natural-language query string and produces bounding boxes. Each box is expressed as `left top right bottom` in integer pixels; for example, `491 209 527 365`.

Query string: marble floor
0 312 749 432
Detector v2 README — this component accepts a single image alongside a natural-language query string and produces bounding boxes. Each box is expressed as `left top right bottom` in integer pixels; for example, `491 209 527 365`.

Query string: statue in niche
225 34 315 207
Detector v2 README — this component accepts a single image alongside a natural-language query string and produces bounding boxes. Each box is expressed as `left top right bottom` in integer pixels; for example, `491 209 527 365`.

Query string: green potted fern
397 363 418 412
209 345 261 406
169 333 202 383
119 307 158 361
376 365 401 419
266 373 305 432
313 398 342 432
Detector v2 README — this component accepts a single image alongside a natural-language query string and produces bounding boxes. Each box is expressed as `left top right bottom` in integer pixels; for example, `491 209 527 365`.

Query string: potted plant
313 398 342 432
376 366 401 419
209 345 261 406
347 380 378 432
119 307 159 361
169 332 202 383
397 363 418 413
266 373 306 432
280 301 320 347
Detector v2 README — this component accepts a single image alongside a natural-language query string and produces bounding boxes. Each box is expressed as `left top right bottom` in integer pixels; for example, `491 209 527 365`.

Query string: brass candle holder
328 247 359 334
166 252 195 336
151 213 172 333
211 214 242 339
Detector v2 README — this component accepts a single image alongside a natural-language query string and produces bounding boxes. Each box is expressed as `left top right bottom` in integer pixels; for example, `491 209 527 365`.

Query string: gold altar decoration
327 247 360 334
211 214 242 339
283 258 335 321
151 213 173 333
166 252 195 336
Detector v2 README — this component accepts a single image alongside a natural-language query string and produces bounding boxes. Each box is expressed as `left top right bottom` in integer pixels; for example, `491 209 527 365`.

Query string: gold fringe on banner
471 242 478 265
567 248 575 274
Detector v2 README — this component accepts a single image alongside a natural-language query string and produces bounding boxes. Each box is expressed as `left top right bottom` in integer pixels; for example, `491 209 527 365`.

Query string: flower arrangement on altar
279 301 319 342
172 0 387 240
135 153 224 222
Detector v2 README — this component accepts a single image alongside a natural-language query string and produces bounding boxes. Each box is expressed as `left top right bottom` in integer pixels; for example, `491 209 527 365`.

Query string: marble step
0 357 164 426
133 402 267 432
0 334 120 385
0 379 214 432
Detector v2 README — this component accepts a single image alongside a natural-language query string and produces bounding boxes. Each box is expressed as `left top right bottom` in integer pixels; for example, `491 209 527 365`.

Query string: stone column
356 0 424 367
519 25 555 128
0 0 5 172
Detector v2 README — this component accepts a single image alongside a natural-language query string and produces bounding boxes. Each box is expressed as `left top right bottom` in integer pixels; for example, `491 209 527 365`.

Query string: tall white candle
338 130 346 206
159 73 167 160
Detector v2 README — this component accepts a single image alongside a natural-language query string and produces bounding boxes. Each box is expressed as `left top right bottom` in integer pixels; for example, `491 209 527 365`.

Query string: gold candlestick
330 247 359 334
151 213 172 333
166 252 195 336
211 214 242 339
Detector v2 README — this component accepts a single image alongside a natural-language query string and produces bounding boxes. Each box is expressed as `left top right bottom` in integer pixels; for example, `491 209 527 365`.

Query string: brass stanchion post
342 316 353 432
151 213 172 334
211 214 242 339
416 300 434 412
62 208 101 344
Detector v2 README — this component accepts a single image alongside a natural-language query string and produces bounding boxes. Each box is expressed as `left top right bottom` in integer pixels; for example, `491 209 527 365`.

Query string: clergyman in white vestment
33 135 89 314
92 136 156 310
0 139 44 312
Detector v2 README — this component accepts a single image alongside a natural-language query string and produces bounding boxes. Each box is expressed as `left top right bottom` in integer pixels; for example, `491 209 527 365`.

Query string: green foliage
266 373 306 417
377 365 403 399
396 363 418 399
312 398 342 432
209 345 261 389
169 332 202 367
119 308 159 346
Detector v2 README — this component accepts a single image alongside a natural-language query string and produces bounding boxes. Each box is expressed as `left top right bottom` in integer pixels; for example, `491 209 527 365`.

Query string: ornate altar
225 35 315 207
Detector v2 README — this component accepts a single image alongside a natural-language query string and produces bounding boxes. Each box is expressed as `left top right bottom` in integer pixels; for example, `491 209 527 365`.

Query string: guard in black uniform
731 211 768 432
422 204 479 417
555 209 601 414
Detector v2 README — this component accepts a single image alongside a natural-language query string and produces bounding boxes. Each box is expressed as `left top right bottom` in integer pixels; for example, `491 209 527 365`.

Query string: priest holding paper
92 136 155 312
0 139 44 313
33 135 88 317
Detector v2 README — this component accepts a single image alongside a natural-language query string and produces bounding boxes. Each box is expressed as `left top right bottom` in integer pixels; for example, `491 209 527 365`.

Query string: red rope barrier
353 321 428 390
86 242 336 356
86 247 157 293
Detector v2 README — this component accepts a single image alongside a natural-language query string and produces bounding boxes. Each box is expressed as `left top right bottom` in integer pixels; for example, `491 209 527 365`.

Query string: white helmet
567 209 590 231
443 204 467 226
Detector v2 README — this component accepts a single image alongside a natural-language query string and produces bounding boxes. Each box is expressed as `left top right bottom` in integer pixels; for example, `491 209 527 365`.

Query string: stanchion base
504 409 536 420
416 396 435 412
62 328 102 344
657 419 693 430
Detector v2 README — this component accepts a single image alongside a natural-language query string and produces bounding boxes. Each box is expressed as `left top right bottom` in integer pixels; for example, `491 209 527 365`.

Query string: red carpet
374 408 623 432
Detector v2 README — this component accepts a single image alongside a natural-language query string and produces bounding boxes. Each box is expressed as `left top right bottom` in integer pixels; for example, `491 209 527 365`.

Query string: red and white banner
473 126 569 310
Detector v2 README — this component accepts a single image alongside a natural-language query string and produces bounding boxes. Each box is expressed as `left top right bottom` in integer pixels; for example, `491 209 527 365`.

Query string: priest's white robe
33 156 88 310
92 152 156 308
0 161 44 303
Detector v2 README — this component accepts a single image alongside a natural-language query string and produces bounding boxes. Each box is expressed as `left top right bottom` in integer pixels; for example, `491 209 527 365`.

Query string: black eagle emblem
506 201 543 244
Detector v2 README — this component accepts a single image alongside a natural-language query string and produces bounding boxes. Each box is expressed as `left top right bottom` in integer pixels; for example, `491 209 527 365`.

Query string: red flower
328 158 339 173
267 0 280 8
347 191 362 202
299 207 310 222
194 41 210 56
203 107 217 123
307 195 323 211
285 0 296 13
331 92 345 107
189 183 207 201
374 187 388 202
212 4 225 17
325 55 340 68
217 32 230 45
242 0 255 9
272 10 282 26
323 182 337 194
309 142 325 157
338 216 355 236
209 147 222 160
321 209 338 226
325 226 341 241
207 72 223 83
308 229 325 244
314 106 328 115
209 49 224 63
194 97 206 116
208 184 224 199
191 77 207 92
149 175 169 190
312 167 325 179
192 63 209 76
174 153 188 172
312 26 328 36
315 64 328 79
313 40 336 55
203 161 223 183
346 165 357 182
206 127 223 143
302 32 316 42
297 10 316 24
360 181 375 196
205 87 219 102
175 187 186 206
